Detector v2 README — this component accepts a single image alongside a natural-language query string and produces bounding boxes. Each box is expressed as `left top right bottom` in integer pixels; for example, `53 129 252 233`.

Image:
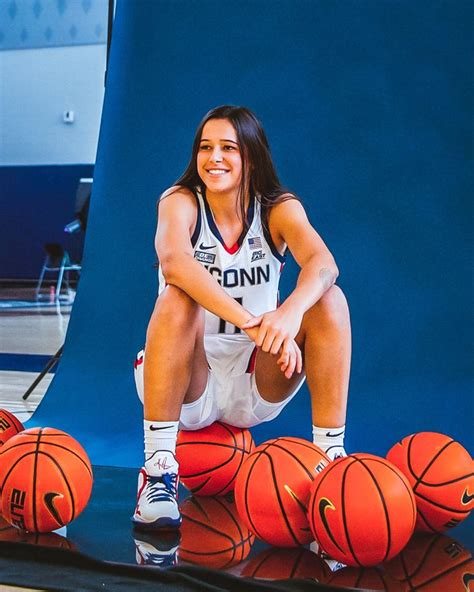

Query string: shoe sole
131 516 182 531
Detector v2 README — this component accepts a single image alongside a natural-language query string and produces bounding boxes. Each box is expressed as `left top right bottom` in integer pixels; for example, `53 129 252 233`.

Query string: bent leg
144 285 208 421
254 285 351 427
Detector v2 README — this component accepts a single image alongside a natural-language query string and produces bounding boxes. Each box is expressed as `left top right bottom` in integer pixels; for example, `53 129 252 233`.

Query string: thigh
254 350 305 404
254 329 305 403
183 306 209 403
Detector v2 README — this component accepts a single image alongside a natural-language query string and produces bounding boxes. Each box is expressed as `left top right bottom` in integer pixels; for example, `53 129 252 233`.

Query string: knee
307 285 350 329
151 285 201 328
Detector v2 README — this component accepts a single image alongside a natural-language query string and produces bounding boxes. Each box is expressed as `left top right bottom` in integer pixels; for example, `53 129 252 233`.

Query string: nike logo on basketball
44 492 63 524
462 572 474 590
318 497 344 553
198 242 216 250
461 489 474 505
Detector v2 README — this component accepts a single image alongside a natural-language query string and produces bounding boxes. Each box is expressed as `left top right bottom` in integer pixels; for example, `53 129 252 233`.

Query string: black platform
0 466 472 591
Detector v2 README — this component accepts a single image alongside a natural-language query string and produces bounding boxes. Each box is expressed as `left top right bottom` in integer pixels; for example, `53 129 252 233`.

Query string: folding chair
35 243 82 302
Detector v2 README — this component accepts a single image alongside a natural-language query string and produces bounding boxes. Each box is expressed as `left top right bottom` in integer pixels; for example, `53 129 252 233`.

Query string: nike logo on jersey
199 242 216 250
44 492 63 524
461 489 474 505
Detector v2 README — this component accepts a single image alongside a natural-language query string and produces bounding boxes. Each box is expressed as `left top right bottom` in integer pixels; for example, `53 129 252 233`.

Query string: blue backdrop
30 0 472 484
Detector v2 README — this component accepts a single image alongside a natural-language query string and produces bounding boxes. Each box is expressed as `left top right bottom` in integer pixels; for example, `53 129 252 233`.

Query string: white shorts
134 334 305 430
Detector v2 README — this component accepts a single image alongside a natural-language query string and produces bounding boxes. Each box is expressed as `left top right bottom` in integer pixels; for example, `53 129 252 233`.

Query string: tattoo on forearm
319 268 335 290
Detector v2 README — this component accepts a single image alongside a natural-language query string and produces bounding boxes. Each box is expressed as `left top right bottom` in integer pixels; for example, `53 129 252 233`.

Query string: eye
199 145 211 150
224 145 237 150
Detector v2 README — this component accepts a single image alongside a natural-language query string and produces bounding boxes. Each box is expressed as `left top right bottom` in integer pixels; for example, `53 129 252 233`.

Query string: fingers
241 315 263 329
276 339 302 379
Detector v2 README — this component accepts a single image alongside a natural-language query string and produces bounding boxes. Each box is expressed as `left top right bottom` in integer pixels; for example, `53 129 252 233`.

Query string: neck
205 187 250 223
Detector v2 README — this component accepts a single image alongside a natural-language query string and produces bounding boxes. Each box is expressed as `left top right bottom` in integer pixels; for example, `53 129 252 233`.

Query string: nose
210 147 223 163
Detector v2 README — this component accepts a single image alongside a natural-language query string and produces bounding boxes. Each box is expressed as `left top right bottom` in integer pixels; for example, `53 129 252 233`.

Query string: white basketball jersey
158 186 286 335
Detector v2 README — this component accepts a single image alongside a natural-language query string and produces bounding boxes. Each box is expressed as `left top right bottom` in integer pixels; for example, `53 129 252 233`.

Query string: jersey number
218 297 242 334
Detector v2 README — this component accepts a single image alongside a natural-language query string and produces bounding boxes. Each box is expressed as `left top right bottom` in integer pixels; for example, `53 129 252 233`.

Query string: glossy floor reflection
0 466 472 591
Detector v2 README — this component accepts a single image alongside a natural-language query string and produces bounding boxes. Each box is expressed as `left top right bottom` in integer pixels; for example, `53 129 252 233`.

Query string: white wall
0 43 106 165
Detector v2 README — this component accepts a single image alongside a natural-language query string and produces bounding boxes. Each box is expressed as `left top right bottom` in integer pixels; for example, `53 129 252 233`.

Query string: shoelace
145 473 178 504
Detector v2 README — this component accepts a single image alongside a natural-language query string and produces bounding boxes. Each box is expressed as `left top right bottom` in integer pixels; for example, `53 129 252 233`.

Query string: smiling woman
132 105 351 531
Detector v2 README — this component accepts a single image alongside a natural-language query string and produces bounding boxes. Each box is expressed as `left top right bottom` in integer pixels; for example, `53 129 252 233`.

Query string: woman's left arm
242 198 339 357
276 198 339 314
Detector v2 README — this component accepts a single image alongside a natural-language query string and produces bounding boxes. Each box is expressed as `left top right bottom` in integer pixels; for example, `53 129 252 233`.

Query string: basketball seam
243 450 267 542
363 456 417 535
405 433 419 484
416 507 438 533
353 457 392 564
212 429 251 495
36 442 92 478
41 451 79 524
265 450 307 545
415 490 472 514
413 439 455 493
188 476 212 494
263 441 325 480
177 442 249 451
291 549 306 578
32 429 42 532
412 472 474 488
248 550 272 577
0 451 36 493
309 457 354 558
181 448 239 479
413 556 473 589
341 460 360 566
403 534 441 581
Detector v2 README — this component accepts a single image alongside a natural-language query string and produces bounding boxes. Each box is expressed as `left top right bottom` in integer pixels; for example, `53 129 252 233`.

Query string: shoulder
267 195 308 228
157 185 198 216
159 184 196 205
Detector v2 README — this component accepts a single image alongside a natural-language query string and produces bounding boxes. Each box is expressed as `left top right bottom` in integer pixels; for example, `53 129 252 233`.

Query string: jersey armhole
262 221 286 263
190 190 201 247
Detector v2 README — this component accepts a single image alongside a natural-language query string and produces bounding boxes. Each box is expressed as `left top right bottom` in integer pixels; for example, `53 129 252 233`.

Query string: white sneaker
134 530 181 567
132 452 181 530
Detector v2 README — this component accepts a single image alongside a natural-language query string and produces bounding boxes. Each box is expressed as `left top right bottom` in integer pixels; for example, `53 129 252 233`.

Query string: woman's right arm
155 188 253 330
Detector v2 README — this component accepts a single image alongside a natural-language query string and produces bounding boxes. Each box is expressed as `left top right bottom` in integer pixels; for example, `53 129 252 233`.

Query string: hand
276 336 303 379
241 307 303 354
242 308 303 379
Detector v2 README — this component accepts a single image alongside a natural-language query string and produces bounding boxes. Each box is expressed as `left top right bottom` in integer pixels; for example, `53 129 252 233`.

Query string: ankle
144 420 179 475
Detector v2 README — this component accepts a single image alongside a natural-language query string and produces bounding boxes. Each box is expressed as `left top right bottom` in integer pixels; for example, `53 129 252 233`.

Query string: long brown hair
165 105 299 231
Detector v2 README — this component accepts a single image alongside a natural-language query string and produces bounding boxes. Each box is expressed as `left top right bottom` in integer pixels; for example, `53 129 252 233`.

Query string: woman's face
197 118 244 196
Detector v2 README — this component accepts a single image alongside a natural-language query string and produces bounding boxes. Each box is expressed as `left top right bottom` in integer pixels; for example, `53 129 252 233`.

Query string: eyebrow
200 138 239 144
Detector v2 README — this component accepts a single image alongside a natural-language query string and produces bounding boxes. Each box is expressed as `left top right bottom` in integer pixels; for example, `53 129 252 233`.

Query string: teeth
208 170 228 175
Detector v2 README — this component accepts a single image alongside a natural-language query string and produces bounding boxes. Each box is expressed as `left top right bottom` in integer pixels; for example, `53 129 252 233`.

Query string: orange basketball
179 495 254 568
327 566 402 591
0 427 93 533
242 547 331 582
234 437 330 547
385 532 473 591
176 421 254 496
308 454 416 567
387 432 474 532
0 409 24 446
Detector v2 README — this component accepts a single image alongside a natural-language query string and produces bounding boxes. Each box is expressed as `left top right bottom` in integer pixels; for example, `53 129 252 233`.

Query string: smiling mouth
206 169 229 176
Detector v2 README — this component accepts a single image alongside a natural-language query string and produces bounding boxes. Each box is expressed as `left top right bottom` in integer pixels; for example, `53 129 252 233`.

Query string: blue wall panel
30 0 472 479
